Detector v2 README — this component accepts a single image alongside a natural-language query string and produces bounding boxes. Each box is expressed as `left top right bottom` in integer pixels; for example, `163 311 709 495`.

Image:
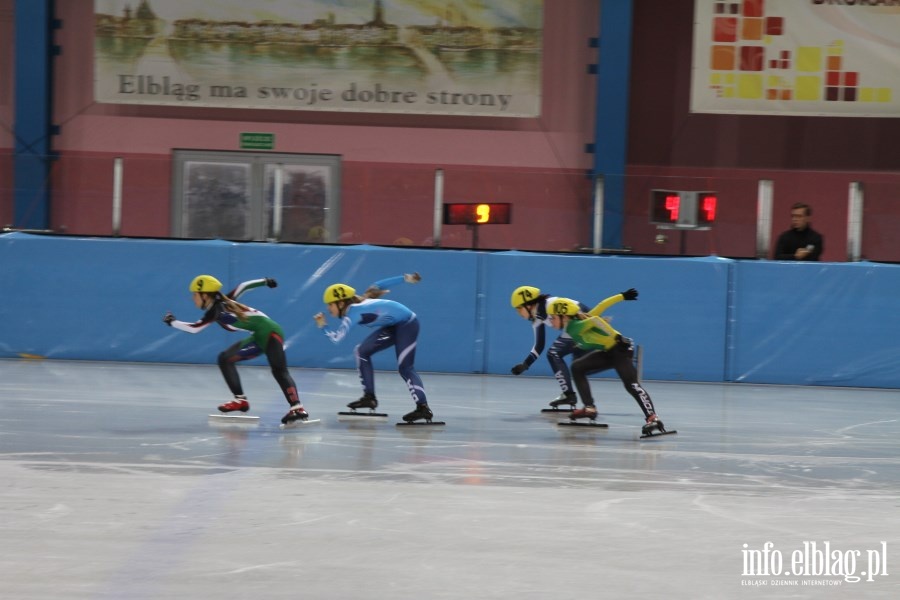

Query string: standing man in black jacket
773 202 824 261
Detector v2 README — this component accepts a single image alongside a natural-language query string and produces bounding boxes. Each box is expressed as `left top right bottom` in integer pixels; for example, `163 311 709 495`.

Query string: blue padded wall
1 233 898 389
0 234 479 372
729 260 900 388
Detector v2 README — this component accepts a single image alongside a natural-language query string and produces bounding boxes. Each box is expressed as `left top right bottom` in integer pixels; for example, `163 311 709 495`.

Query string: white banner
691 0 900 117
93 0 543 117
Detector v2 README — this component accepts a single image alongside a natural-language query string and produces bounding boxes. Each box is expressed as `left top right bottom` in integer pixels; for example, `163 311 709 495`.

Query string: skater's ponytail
363 286 389 299
221 295 252 321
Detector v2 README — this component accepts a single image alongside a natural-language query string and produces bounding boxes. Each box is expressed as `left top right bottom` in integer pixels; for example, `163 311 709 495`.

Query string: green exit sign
240 132 275 150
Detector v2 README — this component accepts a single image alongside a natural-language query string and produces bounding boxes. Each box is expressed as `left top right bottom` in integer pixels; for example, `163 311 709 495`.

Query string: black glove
615 334 634 349
163 312 175 325
265 278 278 288
511 363 529 375
621 288 638 301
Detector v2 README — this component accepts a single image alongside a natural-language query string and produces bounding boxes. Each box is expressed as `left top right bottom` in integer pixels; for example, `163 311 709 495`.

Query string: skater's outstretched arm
364 273 421 298
228 278 278 300
511 318 546 374
325 317 353 344
316 314 352 343
586 288 638 317
163 311 215 334
316 298 412 341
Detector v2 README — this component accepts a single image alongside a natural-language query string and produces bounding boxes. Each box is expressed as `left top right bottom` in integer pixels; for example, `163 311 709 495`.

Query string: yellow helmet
189 275 222 293
323 283 356 304
547 298 580 316
510 285 540 308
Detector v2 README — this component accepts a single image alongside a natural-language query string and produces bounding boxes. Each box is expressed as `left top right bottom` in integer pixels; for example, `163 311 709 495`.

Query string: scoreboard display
443 203 512 225
650 191 717 228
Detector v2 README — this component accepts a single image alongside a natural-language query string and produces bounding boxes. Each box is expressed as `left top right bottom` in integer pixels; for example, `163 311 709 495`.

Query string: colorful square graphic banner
94 0 543 117
691 0 900 117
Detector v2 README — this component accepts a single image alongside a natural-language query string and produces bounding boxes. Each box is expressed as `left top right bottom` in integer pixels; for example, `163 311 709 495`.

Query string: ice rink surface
1 359 898 599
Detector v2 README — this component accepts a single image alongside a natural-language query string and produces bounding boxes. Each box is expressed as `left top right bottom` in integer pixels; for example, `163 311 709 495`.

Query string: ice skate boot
558 404 607 428
209 395 259 426
550 392 577 408
397 403 445 426
338 393 388 421
402 403 433 423
281 404 309 425
640 414 676 439
280 404 320 428
347 393 378 411
542 392 577 413
218 396 250 413
569 405 598 420
641 414 664 435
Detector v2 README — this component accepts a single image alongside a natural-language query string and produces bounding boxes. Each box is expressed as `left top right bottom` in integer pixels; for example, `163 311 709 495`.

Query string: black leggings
570 342 656 418
218 334 299 405
547 335 586 394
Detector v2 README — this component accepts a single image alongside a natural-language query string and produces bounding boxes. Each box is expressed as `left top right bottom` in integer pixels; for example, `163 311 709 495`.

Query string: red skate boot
558 404 607 428
218 396 250 413
569 405 598 420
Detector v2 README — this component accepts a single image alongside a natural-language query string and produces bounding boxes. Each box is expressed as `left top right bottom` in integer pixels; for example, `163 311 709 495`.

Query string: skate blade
208 414 260 426
396 420 446 427
279 418 321 430
541 407 574 414
337 411 389 422
558 421 608 428
639 429 677 439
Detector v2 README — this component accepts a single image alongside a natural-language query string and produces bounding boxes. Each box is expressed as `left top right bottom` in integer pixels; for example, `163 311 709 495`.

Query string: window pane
182 161 252 240
264 163 330 243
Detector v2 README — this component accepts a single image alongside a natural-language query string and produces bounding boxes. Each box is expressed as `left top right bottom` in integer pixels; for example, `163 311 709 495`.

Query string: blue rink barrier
728 260 900 388
1 233 898 389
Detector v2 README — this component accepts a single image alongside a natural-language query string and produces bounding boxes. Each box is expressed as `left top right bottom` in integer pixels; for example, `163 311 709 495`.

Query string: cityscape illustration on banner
691 0 900 117
93 0 543 117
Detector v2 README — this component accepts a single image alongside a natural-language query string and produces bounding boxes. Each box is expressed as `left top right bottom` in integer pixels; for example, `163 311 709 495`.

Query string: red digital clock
650 190 717 227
